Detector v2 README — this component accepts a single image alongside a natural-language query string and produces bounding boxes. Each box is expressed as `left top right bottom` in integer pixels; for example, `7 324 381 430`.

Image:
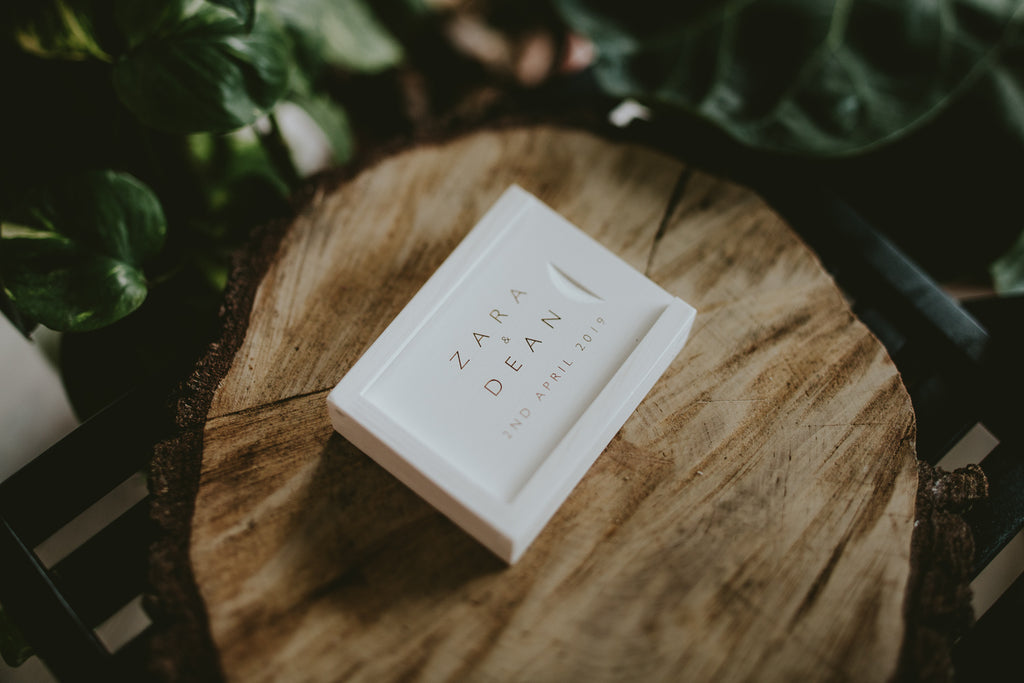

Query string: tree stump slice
185 125 918 681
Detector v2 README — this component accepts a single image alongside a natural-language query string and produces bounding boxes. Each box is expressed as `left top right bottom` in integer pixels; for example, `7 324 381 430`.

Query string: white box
327 186 696 562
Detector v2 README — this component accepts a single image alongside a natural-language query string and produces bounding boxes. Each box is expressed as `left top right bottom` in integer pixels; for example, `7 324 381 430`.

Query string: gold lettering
511 289 527 304
541 309 561 328
449 351 469 370
525 337 542 352
473 332 489 347
490 309 508 324
505 356 523 372
485 379 502 396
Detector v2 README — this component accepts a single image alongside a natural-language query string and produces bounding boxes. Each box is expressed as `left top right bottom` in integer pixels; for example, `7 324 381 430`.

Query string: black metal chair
0 380 170 681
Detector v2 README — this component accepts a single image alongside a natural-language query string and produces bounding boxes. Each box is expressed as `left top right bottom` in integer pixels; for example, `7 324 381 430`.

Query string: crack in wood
207 387 332 423
645 167 692 277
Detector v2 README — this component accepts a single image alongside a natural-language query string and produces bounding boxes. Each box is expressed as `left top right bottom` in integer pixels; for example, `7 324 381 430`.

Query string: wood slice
182 125 917 681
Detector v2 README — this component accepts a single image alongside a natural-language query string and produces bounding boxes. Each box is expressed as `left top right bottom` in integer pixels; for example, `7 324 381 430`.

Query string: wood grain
188 126 917 681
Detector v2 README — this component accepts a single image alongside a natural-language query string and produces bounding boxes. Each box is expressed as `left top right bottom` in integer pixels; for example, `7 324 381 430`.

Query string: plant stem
261 112 302 192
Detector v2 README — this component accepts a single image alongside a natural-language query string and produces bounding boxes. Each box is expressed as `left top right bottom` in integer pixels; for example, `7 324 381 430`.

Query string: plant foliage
557 0 1024 156
113 6 290 134
1 171 165 332
0 0 411 419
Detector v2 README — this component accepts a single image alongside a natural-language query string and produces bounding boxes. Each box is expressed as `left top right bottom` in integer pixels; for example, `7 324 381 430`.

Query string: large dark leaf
112 6 290 134
556 0 1024 155
113 0 189 49
267 0 403 73
0 170 166 332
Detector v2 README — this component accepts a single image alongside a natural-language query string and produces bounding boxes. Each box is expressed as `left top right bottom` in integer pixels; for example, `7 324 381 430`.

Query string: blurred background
2 0 1022 680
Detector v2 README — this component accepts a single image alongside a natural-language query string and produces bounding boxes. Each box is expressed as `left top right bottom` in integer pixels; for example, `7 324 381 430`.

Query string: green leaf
0 226 148 332
6 0 111 61
183 126 293 267
187 126 292 210
267 0 403 73
28 170 167 266
59 262 224 418
991 228 1024 294
113 6 290 134
0 171 166 332
0 237 38 336
556 0 1024 156
0 287 37 338
113 0 188 49
209 0 256 28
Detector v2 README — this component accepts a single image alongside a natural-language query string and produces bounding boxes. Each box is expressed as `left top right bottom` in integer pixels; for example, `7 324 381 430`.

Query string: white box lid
327 185 696 562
